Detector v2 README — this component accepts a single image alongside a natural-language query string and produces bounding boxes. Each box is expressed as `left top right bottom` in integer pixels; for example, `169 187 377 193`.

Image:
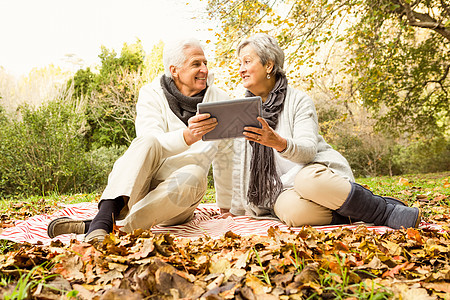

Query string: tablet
197 96 262 141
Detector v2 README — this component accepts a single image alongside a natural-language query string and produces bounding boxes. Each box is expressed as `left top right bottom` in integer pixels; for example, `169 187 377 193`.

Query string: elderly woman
226 33 420 229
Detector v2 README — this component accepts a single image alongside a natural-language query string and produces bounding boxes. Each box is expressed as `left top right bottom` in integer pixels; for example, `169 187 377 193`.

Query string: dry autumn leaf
398 178 411 186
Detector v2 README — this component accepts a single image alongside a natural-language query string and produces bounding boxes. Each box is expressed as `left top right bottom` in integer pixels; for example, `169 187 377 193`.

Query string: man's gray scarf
160 75 206 126
246 75 288 208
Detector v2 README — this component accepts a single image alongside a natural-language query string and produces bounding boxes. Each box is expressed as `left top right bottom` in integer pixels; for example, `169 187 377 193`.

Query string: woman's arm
278 90 320 164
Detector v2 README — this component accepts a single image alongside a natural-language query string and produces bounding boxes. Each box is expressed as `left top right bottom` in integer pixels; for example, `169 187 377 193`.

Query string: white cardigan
230 87 354 217
134 74 233 209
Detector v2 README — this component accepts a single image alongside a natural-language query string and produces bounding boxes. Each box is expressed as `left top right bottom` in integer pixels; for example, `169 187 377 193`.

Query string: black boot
336 183 421 229
331 194 408 225
330 211 352 225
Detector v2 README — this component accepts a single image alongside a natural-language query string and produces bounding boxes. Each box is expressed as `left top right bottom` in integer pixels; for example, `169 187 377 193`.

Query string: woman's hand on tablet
244 117 287 152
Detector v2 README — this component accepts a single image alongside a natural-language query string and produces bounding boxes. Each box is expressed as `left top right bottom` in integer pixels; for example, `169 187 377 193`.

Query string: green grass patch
202 188 216 204
0 193 99 221
357 172 450 204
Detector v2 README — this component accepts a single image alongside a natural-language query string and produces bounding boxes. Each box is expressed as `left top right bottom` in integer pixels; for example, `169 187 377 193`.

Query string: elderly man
47 38 232 242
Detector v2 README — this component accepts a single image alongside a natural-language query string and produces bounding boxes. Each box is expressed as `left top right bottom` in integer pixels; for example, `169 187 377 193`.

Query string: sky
0 0 214 77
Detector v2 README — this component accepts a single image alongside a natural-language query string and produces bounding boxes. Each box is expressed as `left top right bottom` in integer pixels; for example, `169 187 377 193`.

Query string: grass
0 193 99 222
357 171 450 203
288 244 304 273
202 188 216 203
252 247 272 286
2 263 59 300
358 172 450 221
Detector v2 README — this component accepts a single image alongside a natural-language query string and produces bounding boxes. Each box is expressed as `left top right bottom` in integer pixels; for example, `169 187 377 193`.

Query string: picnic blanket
0 202 441 245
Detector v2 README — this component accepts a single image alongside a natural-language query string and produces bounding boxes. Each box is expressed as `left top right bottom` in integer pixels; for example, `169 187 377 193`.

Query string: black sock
86 197 125 235
83 220 92 233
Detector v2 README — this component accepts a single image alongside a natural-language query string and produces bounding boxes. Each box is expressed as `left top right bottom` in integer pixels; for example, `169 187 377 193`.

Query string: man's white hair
163 38 204 78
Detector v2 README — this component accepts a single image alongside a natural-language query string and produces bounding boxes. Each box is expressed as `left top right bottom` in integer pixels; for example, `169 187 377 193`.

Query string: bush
0 98 124 197
83 68 143 149
331 132 402 178
316 100 449 177
324 121 449 177
393 137 450 175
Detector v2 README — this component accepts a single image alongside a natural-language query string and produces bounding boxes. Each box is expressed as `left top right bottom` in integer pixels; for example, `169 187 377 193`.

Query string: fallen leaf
382 262 415 278
272 272 294 287
406 228 424 244
400 190 413 196
209 258 231 274
155 265 204 299
366 256 386 270
422 281 450 293
392 283 435 300
416 194 428 202
53 253 85 281
206 273 225 290
99 288 143 300
294 263 320 283
443 179 450 188
245 274 271 294
398 178 411 186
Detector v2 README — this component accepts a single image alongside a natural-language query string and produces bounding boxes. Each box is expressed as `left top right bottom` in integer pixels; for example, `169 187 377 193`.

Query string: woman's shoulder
286 86 311 99
285 86 315 108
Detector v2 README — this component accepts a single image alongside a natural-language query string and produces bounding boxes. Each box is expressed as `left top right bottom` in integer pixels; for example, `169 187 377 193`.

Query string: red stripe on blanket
0 203 441 245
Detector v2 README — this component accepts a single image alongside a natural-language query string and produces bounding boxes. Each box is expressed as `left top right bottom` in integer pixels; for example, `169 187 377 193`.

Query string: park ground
0 171 449 299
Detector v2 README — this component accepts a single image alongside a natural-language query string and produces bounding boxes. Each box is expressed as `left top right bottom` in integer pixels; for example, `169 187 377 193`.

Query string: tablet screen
197 96 262 141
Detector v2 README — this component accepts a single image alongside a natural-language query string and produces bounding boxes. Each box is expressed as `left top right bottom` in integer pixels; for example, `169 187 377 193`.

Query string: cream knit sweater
134 74 233 209
230 87 354 217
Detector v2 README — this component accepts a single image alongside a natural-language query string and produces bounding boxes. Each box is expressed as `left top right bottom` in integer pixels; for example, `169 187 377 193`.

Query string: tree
68 40 150 149
347 0 449 136
0 65 70 113
206 0 449 136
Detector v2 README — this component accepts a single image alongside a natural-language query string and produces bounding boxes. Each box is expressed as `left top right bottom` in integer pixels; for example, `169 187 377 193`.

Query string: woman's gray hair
237 33 285 77
163 38 204 78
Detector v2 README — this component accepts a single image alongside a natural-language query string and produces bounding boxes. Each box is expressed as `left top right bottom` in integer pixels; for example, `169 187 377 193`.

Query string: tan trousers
274 163 351 227
101 136 207 233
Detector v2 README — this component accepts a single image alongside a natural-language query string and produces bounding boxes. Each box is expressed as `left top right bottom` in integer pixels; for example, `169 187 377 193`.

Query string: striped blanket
0 202 440 245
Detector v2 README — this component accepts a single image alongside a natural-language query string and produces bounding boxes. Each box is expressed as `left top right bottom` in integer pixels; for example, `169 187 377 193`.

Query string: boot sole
414 208 422 228
84 229 108 243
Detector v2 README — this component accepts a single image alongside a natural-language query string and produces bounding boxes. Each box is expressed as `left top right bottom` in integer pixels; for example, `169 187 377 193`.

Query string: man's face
172 46 208 97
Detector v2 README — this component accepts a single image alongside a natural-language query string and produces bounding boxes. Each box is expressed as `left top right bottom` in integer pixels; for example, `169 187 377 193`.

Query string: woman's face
238 45 272 95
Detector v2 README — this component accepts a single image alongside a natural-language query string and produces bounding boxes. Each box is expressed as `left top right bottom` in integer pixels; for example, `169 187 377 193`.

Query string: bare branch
423 64 450 96
398 0 450 41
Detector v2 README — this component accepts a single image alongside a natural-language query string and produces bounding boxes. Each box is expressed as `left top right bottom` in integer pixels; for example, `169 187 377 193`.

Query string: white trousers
274 163 351 227
101 136 207 232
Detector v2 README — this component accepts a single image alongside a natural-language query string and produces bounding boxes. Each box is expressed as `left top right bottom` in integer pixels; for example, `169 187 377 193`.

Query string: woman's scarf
160 75 207 126
246 75 288 208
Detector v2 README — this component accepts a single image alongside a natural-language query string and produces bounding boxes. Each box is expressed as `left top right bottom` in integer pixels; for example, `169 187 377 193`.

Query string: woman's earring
266 73 271 79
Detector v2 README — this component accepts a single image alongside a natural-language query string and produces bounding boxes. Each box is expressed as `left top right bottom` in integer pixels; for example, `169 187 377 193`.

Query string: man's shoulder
205 85 230 102
139 76 164 96
144 75 163 89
